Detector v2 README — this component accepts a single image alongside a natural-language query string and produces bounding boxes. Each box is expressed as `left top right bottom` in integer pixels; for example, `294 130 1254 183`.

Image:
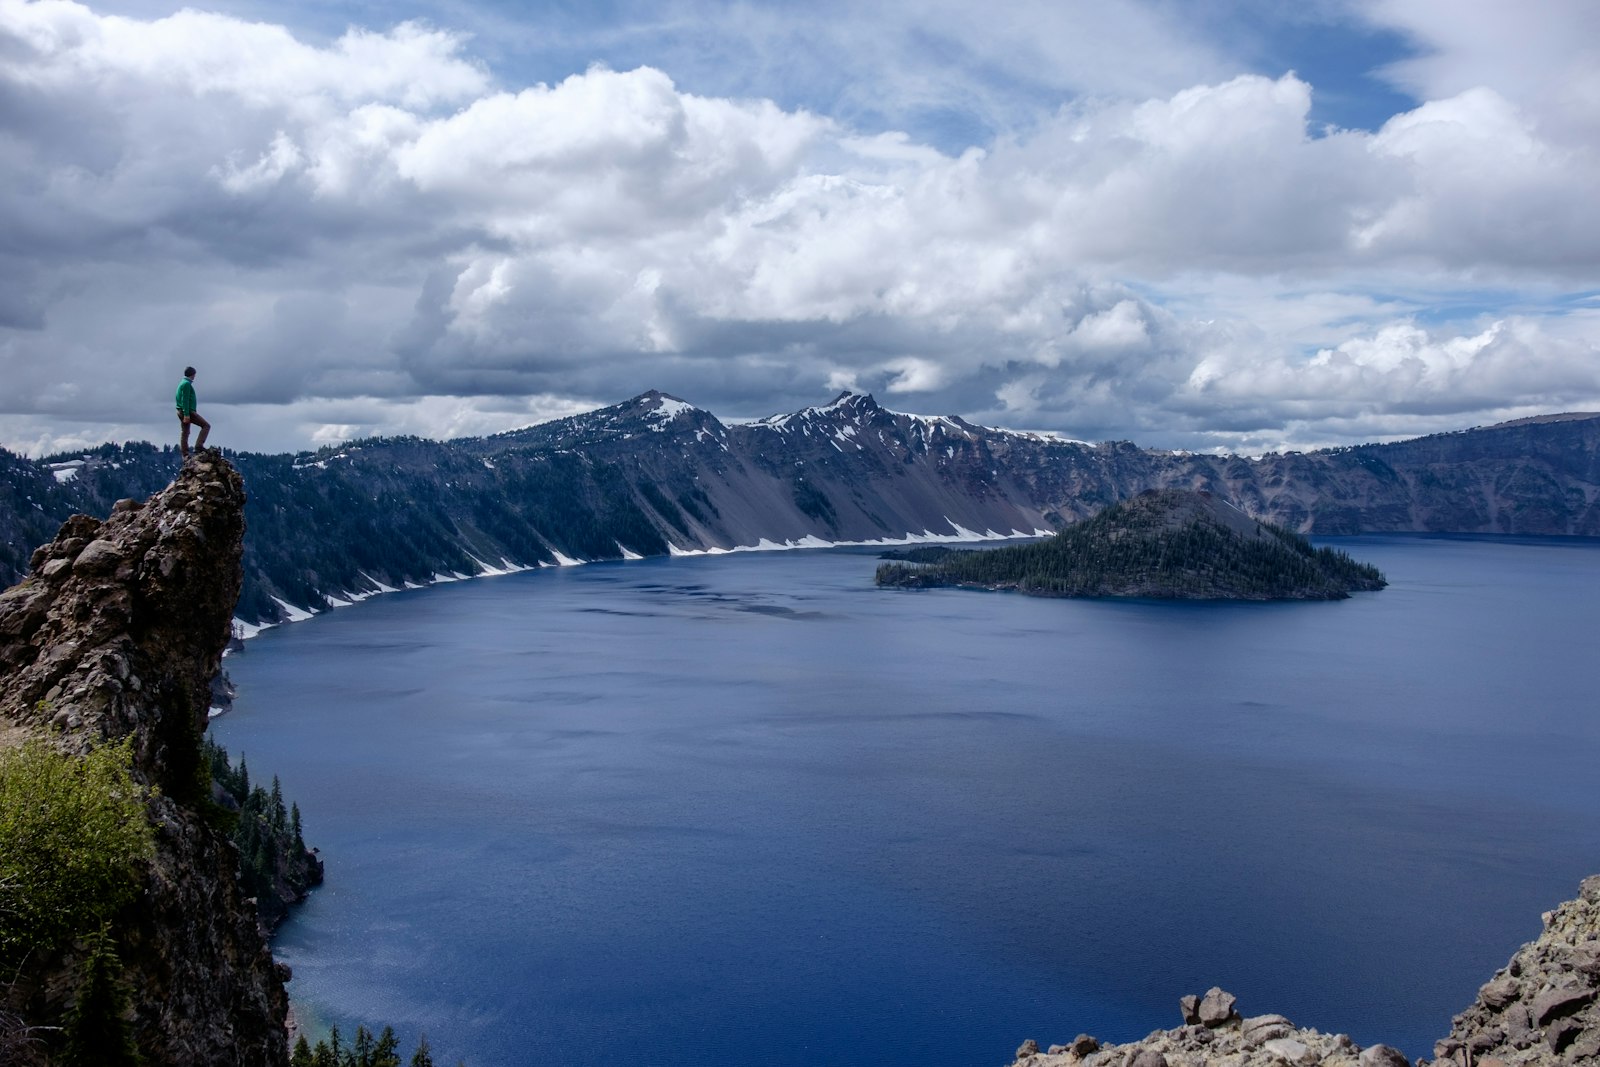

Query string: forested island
875 489 1386 600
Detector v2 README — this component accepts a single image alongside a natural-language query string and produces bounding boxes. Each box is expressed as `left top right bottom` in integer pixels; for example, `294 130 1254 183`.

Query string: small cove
216 536 1600 1065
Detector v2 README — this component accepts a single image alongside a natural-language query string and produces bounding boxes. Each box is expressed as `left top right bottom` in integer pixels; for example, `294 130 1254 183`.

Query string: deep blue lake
215 536 1600 1066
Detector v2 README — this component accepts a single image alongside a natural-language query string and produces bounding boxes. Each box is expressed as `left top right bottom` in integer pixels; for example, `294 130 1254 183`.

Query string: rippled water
215 536 1600 1065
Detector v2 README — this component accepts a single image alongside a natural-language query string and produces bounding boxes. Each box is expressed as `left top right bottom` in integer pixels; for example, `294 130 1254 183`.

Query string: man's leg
179 414 191 457
191 412 210 450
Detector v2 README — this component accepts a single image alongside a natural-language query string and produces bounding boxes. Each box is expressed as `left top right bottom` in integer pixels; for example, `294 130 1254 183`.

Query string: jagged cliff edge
0 452 289 1066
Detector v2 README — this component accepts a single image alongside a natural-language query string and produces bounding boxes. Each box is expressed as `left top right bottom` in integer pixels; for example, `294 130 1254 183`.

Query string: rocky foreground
1008 876 1600 1067
0 451 289 1065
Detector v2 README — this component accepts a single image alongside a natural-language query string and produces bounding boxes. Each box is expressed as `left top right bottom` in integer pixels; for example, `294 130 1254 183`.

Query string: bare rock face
0 453 288 1067
1004 876 1600 1067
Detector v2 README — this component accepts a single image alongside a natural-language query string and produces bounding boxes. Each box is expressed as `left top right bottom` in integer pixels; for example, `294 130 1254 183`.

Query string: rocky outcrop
1432 875 1600 1065
1007 877 1600 1067
0 451 288 1066
1010 992 1367 1067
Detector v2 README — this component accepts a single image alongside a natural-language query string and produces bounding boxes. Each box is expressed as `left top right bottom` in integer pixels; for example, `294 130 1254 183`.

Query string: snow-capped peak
642 393 697 424
821 390 878 412
757 392 882 431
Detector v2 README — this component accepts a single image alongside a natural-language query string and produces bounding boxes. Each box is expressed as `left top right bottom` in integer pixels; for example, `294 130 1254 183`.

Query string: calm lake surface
216 536 1600 1066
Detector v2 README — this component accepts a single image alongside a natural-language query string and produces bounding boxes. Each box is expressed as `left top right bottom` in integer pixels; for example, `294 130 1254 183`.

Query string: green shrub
0 738 155 965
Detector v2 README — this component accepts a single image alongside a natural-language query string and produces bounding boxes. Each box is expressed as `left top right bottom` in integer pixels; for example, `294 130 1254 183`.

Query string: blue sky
92 0 1426 140
3 0 1598 455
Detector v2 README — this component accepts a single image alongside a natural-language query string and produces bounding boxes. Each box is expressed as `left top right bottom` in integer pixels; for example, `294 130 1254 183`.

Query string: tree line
877 496 1386 599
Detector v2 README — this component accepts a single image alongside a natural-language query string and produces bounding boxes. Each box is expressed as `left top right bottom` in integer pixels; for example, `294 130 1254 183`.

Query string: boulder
1358 1043 1409 1067
1197 987 1238 1027
1545 1015 1583 1053
1242 1013 1294 1044
1530 983 1593 1025
70 537 123 575
1478 975 1519 1010
1262 1038 1314 1064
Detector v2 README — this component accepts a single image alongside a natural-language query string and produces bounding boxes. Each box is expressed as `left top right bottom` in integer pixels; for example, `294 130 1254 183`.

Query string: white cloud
4 2 487 109
1 0 1598 457
1361 0 1600 141
1071 301 1150 351
214 130 302 192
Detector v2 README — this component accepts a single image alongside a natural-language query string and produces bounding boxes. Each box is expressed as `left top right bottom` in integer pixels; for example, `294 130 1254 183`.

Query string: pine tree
372 1025 402 1067
271 775 287 831
61 926 140 1067
291 802 305 850
408 1033 436 1067
291 1035 316 1067
353 1025 375 1067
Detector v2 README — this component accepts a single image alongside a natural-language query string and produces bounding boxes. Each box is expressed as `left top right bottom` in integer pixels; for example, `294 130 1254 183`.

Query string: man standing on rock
175 366 210 458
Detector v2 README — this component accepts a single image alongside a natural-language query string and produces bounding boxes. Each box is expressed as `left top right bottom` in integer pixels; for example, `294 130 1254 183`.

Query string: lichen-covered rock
1 453 288 1067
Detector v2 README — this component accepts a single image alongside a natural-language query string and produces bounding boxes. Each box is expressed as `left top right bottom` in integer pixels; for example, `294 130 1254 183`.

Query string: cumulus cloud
1 0 1598 458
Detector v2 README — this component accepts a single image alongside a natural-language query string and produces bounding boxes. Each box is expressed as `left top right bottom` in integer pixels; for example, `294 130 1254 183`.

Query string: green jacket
176 377 196 416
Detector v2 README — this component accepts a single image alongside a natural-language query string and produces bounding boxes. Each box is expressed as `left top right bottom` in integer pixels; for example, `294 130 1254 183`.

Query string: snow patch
665 526 1040 556
232 616 274 640
647 396 696 426
943 519 987 540
465 554 513 577
229 514 1046 642
270 597 317 622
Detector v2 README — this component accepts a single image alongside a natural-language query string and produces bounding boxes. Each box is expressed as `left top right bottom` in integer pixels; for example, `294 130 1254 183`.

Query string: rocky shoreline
1009 876 1600 1067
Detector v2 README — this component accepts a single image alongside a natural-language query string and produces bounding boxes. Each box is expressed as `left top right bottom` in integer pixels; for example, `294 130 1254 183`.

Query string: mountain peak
630 390 701 424
822 390 880 412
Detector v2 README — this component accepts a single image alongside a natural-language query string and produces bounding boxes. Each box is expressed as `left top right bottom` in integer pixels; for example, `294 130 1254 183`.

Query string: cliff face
1006 876 1600 1067
0 452 288 1066
4 402 1599 625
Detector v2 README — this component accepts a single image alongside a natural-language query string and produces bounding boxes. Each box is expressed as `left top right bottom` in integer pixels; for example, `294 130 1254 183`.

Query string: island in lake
875 489 1386 600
